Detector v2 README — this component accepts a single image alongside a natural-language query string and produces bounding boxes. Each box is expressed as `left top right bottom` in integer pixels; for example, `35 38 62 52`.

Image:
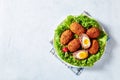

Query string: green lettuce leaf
54 14 108 67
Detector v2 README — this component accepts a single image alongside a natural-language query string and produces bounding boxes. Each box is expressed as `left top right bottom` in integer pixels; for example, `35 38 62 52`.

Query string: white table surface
0 0 120 80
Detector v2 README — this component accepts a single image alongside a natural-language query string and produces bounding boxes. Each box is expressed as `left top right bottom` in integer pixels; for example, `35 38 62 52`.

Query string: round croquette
86 27 100 38
60 30 73 45
89 39 99 54
68 39 80 52
70 22 85 35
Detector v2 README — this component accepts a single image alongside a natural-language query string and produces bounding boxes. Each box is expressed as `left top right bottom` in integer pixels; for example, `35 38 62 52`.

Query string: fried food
73 50 88 60
86 27 100 38
70 22 85 35
79 33 91 49
89 39 99 54
68 39 80 52
60 30 73 45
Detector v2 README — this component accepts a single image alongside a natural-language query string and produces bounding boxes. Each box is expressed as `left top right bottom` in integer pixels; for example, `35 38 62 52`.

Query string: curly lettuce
54 14 108 67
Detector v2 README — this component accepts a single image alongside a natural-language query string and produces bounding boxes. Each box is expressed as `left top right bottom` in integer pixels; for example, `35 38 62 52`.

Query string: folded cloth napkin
50 40 84 75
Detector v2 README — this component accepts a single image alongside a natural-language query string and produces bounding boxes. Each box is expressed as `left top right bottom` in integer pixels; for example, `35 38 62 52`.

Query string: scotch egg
79 33 91 49
73 50 88 59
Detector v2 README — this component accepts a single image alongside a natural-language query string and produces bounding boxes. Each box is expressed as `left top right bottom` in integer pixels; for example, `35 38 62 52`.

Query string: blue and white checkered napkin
49 40 84 75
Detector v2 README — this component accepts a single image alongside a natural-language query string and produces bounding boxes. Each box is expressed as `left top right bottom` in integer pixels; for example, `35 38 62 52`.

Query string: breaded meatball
60 30 73 45
89 39 99 54
68 39 80 52
70 22 85 35
86 27 100 38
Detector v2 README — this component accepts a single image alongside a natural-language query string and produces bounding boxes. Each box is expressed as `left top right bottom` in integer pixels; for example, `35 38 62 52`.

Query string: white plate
53 11 108 68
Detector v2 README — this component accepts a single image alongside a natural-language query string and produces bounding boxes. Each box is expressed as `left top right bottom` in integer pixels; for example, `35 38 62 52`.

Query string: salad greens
54 14 108 67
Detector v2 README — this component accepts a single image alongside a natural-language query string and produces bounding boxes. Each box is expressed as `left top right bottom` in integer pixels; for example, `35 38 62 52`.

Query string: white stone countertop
0 0 119 80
